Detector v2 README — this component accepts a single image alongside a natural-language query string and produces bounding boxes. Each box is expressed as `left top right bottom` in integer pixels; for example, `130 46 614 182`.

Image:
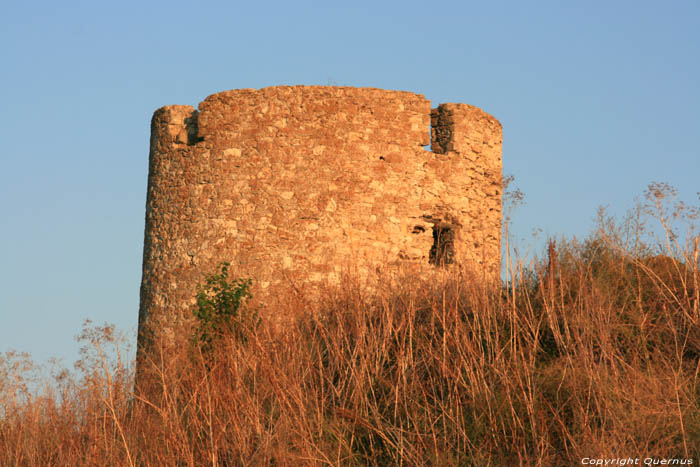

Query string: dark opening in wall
185 111 204 146
429 224 454 266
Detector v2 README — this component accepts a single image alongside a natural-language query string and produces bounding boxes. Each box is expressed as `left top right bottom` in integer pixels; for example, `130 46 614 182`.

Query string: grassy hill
2 184 698 465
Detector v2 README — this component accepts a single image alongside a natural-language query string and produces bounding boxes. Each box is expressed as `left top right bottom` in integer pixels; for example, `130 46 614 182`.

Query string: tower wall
138 86 502 348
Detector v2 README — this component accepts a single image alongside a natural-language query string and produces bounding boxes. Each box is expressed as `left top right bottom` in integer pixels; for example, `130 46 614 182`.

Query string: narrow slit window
429 224 454 266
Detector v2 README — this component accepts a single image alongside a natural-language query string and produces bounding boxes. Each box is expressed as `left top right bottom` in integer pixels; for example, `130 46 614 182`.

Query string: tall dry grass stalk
2 185 699 465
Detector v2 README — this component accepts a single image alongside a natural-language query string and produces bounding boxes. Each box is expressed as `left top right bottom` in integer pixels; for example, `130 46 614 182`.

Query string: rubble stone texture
138 85 502 350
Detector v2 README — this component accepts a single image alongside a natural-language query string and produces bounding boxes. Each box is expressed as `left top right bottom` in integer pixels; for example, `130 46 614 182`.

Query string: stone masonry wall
138 86 502 348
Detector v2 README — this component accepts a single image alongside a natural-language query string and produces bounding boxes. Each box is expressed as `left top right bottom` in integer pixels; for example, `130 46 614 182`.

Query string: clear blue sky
1 0 698 368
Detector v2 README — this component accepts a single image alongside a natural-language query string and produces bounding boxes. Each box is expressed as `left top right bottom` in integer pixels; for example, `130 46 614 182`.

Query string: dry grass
2 186 699 465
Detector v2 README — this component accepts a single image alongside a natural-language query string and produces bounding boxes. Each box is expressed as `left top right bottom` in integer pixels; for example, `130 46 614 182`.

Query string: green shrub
192 262 255 353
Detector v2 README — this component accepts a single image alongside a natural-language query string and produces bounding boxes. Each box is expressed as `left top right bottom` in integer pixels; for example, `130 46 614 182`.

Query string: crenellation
138 85 503 359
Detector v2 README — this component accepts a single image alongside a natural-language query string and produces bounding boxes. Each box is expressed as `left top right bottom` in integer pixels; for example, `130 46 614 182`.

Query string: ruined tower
138 85 502 352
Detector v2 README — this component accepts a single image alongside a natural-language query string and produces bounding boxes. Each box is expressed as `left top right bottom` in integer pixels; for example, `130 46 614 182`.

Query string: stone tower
138 85 502 353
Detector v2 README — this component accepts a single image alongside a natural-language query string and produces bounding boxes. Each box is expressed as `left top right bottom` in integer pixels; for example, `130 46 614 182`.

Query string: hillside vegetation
1 183 699 465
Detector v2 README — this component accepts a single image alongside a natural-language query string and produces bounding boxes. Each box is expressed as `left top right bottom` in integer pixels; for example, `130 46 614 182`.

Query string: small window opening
429 224 454 266
185 111 204 146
